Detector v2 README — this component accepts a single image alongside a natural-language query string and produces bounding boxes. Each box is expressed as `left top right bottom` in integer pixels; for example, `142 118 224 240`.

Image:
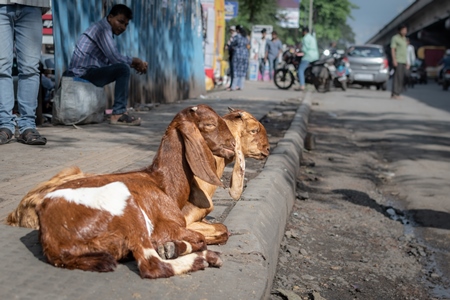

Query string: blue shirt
69 18 132 77
266 39 283 60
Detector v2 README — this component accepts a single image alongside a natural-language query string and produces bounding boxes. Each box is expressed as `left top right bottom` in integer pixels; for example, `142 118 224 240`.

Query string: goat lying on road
6 108 270 245
36 105 235 278
184 108 270 245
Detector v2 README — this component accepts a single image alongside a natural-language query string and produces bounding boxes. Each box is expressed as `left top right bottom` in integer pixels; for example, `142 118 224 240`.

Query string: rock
275 289 303 300
301 274 315 280
297 191 310 200
304 132 316 151
310 291 326 300
300 248 308 256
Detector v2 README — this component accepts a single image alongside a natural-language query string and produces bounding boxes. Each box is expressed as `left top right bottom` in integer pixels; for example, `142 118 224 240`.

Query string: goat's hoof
157 244 166 259
164 242 176 259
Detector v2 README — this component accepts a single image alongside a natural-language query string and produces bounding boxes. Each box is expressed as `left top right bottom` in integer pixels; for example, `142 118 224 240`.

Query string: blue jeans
298 59 310 87
0 5 42 134
81 63 131 115
267 57 278 80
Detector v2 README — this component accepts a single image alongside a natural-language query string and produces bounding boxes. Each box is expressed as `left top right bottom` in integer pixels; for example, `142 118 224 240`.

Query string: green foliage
225 0 358 50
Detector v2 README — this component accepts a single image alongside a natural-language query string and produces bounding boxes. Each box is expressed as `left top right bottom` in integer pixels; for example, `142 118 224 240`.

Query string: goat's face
184 105 235 160
224 108 270 160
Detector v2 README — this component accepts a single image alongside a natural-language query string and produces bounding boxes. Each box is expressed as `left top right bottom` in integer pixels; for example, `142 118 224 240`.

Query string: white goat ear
229 138 245 200
179 122 223 187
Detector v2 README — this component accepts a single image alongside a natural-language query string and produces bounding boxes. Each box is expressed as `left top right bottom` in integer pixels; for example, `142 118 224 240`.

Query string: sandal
0 128 13 145
17 129 47 145
110 113 141 126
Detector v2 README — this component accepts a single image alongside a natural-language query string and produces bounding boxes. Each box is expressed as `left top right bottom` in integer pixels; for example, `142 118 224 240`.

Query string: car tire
380 81 387 91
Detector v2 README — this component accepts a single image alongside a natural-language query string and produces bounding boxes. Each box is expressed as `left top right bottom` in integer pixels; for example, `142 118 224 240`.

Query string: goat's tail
54 252 117 273
137 249 222 279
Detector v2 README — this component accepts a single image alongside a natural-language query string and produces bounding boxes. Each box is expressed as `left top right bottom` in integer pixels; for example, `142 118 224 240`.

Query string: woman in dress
230 25 250 91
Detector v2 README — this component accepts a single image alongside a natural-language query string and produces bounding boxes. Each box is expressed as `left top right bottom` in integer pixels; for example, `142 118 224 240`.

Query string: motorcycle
322 49 350 91
442 67 450 91
274 48 330 92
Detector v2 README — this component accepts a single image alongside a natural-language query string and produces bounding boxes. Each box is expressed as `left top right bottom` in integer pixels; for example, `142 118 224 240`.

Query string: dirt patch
268 109 448 300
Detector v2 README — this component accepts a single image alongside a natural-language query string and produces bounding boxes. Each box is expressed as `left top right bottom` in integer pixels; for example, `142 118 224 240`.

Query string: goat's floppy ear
229 136 246 200
178 122 223 187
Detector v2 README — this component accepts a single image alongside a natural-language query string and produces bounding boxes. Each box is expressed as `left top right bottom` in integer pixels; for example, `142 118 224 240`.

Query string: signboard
42 12 53 44
224 1 238 21
249 25 273 81
276 0 300 28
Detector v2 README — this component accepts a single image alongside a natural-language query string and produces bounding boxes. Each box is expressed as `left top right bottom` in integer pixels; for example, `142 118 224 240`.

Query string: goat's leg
133 245 222 279
187 221 230 245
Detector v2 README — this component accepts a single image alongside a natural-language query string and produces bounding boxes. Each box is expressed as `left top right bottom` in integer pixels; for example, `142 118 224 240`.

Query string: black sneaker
17 129 47 145
0 128 13 145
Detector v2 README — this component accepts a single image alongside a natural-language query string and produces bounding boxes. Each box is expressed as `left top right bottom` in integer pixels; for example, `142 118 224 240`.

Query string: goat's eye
204 124 216 129
250 129 258 134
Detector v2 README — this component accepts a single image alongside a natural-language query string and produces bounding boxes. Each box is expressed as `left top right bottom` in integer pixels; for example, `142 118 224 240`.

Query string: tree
300 0 358 49
226 0 358 50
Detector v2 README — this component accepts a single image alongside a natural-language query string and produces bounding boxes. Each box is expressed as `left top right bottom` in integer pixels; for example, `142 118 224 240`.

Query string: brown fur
6 108 270 246
36 105 233 279
183 108 270 244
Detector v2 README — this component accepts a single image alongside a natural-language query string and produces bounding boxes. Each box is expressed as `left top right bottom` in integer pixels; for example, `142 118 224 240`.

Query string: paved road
311 81 450 292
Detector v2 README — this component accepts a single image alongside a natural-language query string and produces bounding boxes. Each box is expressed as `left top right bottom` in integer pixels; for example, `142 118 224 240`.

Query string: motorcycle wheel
274 69 294 90
444 82 449 91
314 67 331 93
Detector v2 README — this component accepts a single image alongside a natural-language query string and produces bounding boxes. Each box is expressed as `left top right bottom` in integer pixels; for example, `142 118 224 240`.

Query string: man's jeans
267 57 278 80
0 5 42 134
81 63 131 115
298 59 310 87
259 58 266 79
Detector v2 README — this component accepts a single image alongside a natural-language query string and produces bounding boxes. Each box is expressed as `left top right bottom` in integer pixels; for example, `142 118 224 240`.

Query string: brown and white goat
7 108 270 246
36 105 235 279
183 108 270 245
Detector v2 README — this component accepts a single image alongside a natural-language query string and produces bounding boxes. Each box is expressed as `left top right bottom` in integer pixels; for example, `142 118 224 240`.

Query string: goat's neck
146 128 192 209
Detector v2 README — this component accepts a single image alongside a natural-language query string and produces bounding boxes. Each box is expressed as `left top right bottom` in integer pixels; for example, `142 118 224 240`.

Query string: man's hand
392 60 398 67
131 58 148 74
406 64 410 70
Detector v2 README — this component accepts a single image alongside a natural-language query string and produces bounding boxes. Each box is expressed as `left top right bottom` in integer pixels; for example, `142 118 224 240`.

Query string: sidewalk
0 81 311 300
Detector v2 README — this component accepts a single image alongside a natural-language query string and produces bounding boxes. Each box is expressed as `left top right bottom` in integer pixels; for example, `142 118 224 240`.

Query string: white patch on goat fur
180 241 193 256
139 207 154 237
45 182 130 216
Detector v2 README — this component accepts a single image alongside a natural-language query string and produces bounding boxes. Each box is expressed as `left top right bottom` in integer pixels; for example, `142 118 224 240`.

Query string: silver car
347 44 390 90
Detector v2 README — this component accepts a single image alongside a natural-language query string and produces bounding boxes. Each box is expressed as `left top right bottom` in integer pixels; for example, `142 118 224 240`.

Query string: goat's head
223 107 270 200
224 107 270 159
174 104 235 187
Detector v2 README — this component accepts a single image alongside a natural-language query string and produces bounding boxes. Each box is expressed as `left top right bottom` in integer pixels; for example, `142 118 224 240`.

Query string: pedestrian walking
257 28 267 80
265 31 283 80
0 1 51 145
295 27 319 91
230 25 249 91
390 24 409 99
225 25 237 90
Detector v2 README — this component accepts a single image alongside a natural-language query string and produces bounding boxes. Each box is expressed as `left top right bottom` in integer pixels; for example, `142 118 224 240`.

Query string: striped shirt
68 18 132 77
0 0 50 7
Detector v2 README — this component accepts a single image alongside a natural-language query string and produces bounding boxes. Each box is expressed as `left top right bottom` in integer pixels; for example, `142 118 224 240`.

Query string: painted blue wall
52 0 205 104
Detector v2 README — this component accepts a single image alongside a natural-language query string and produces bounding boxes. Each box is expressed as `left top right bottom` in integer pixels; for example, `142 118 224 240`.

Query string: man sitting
68 4 148 126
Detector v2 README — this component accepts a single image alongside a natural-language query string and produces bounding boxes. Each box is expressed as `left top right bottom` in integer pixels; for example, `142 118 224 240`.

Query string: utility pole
308 0 313 32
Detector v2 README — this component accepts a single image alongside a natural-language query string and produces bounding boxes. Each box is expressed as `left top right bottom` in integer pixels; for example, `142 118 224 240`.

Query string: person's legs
267 57 274 80
0 5 17 135
297 59 310 89
81 63 131 115
259 58 265 80
228 57 234 88
239 76 245 90
14 5 43 134
392 63 405 97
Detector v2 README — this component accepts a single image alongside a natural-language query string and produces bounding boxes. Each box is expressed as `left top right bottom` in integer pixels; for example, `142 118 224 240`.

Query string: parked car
346 44 390 90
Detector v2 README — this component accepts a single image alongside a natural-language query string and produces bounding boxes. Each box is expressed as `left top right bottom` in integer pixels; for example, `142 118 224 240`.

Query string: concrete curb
216 91 312 299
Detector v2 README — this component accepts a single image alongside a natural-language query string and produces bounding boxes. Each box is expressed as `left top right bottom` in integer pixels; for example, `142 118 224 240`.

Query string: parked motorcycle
274 48 330 92
442 67 450 91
